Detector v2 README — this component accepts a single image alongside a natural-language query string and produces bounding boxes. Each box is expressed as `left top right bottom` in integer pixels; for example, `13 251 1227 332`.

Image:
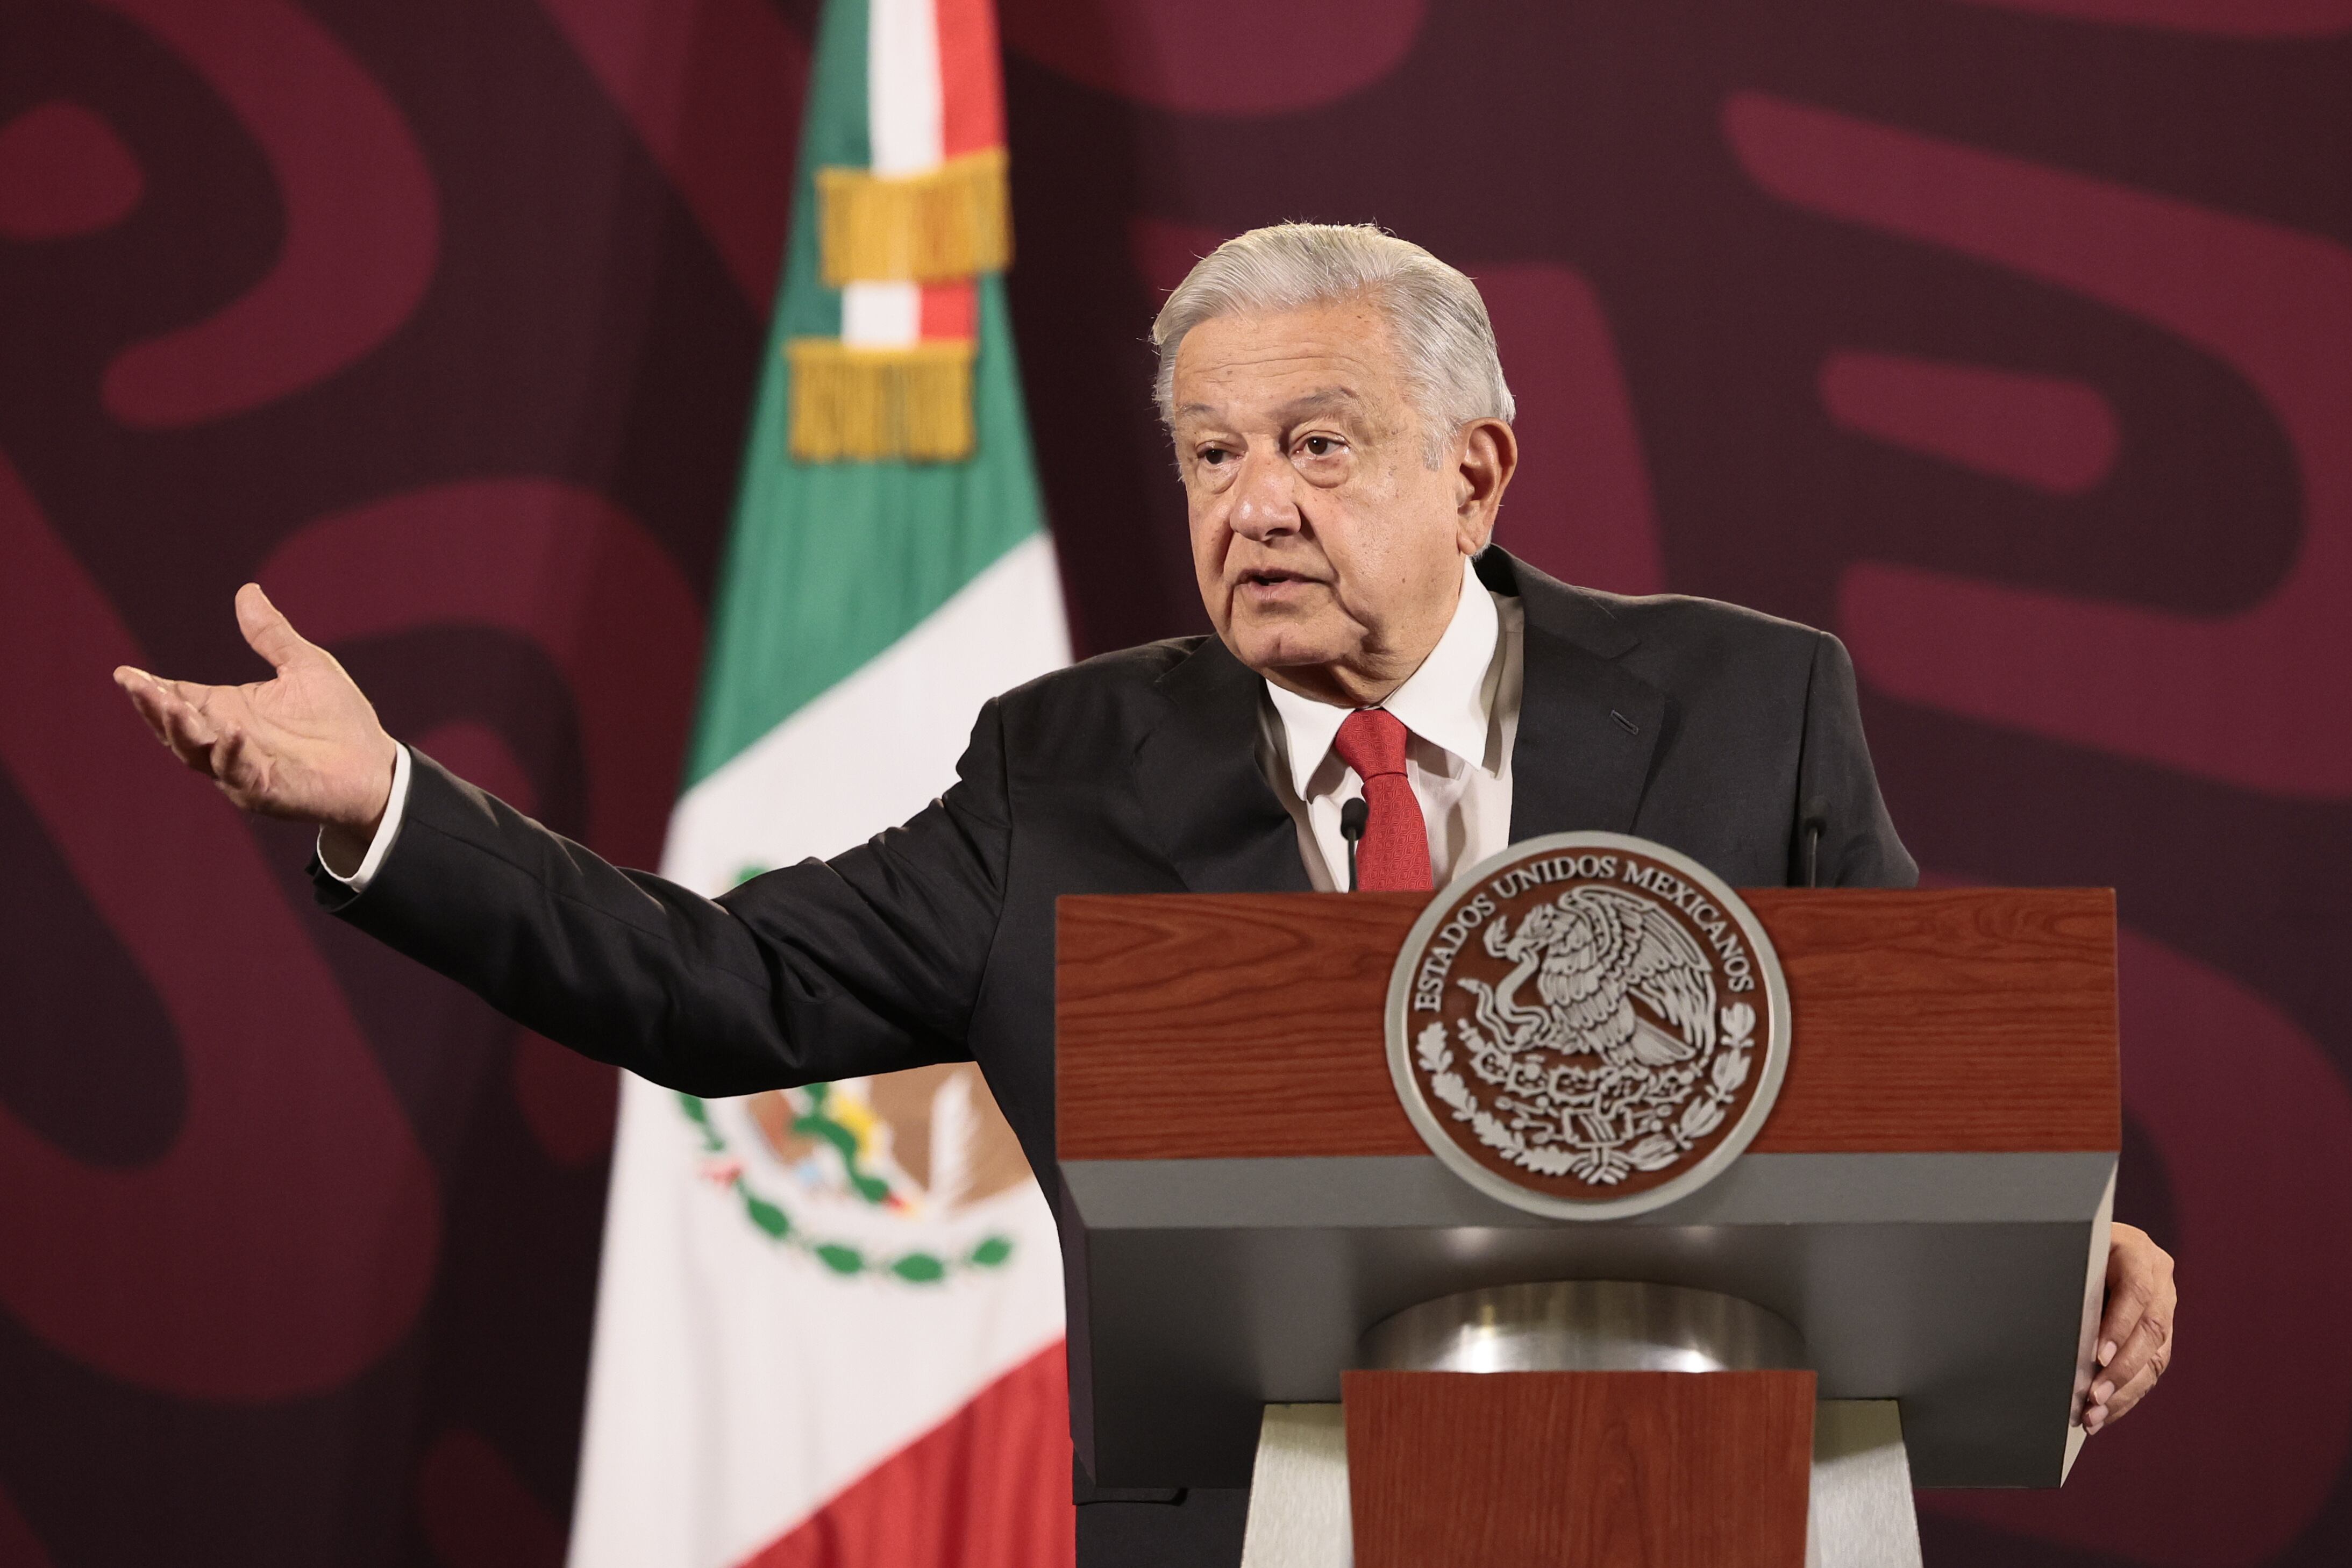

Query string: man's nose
1228 448 1301 541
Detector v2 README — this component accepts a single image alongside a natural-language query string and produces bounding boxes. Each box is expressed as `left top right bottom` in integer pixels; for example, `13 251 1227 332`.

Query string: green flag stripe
771 0 863 347
684 0 1047 788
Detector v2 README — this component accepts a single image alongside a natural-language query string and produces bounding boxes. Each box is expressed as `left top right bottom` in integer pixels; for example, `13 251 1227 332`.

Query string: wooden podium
1054 887 2118 1565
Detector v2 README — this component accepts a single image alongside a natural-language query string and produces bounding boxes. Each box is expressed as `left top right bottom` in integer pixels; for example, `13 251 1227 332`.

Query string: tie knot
1334 708 1410 781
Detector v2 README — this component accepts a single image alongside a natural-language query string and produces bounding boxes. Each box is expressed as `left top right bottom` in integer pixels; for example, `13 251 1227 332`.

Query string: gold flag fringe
787 339 976 462
817 148 1011 286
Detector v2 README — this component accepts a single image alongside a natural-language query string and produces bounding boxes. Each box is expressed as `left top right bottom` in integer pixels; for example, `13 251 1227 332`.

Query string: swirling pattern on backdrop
0 0 2343 1562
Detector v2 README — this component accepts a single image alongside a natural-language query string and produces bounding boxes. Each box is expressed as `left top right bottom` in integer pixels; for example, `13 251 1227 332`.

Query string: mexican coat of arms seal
1385 832 1791 1219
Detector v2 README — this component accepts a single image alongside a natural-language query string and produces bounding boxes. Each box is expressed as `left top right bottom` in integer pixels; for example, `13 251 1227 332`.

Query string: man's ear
1455 417 1517 552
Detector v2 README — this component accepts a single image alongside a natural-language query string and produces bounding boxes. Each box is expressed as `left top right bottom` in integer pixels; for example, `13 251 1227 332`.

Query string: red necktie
1333 709 1432 892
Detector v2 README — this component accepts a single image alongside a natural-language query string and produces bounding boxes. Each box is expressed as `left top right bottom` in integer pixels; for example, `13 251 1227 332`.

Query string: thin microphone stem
1340 797 1369 893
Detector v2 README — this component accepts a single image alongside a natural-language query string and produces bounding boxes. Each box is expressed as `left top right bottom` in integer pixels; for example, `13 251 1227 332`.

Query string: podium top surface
1058 886 2118 1162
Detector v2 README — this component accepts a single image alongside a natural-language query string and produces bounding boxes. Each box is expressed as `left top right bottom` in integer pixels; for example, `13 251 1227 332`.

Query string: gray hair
1150 223 1515 464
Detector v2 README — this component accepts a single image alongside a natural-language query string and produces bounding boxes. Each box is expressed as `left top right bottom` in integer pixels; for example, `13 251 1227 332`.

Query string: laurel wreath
1417 1000 1757 1185
675 1090 1015 1284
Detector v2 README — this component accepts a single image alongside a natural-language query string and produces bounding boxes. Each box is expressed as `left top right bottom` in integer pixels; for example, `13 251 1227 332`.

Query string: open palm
115 584 398 849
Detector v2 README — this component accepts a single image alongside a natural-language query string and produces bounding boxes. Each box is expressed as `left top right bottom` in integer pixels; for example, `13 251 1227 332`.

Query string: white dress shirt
322 738 412 890
333 558 1527 895
1257 557 1524 891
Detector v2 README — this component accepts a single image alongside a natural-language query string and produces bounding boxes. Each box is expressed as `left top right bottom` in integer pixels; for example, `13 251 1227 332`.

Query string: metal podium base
1237 1282 1922 1568
1360 1279 1807 1374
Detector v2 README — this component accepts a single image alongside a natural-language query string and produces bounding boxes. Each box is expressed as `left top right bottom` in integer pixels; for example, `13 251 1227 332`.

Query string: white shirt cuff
319 743 412 893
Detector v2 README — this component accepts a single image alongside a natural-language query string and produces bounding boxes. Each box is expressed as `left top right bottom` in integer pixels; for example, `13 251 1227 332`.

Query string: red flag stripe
738 1339 1077 1568
919 281 979 342
934 0 1006 158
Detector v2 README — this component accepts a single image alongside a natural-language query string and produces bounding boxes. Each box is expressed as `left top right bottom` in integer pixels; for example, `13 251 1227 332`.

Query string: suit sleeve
310 700 1014 1095
1791 631 1918 889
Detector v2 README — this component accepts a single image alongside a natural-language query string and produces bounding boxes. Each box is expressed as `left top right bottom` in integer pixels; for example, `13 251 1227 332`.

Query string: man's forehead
1172 307 1402 424
1173 385 1368 427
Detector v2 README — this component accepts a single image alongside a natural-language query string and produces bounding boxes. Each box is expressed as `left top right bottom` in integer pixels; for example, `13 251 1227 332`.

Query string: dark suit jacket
315 545 1913 1505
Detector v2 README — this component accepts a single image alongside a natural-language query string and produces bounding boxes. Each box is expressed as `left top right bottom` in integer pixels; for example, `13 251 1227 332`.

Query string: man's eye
1302 436 1338 457
1200 446 1230 465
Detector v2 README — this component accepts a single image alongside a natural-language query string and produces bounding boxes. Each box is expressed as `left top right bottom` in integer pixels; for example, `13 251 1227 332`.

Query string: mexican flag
567 0 1074 1562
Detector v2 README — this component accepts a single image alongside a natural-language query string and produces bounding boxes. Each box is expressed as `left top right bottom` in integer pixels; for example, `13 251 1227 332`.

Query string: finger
115 666 177 745
160 704 224 774
144 678 233 773
2086 1312 2172 1432
158 678 221 738
121 668 212 745
209 724 265 801
2106 1358 2165 1423
2087 1352 2167 1433
2092 1258 2161 1380
235 582 314 673
2098 1308 2171 1399
2093 1301 2144 1386
116 667 244 783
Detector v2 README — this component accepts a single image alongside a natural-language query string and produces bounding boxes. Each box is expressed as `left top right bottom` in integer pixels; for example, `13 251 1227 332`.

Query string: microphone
1340 797 1369 892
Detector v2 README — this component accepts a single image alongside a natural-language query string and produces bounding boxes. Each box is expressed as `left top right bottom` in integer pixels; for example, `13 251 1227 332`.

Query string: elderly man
117 223 2173 1565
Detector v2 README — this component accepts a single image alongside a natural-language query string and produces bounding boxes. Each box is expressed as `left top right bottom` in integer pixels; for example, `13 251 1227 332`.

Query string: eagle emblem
1387 833 1788 1218
1466 886 1717 1071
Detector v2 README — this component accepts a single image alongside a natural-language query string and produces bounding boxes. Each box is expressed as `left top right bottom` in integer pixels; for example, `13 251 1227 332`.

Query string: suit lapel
1480 548 1666 841
1135 636 1313 893
1134 550 1658 885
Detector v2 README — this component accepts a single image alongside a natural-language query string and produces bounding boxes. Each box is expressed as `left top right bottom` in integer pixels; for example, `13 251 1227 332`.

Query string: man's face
1171 300 1509 705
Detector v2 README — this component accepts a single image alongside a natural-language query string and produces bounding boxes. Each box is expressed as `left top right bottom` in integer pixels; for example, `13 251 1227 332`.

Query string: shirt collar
1263 556 1502 797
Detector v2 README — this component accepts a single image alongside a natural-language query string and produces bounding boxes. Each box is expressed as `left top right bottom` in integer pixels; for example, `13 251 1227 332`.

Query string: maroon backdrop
3 2 2347 1564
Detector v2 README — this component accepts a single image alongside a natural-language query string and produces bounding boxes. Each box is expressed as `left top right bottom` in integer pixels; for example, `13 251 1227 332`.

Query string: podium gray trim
1063 1150 2113 1491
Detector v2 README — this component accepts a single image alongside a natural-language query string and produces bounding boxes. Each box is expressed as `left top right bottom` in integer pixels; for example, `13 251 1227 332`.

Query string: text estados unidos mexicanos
1411 853 1756 1012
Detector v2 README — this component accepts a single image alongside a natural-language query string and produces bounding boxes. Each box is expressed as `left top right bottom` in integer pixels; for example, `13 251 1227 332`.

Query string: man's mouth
1238 568 1319 589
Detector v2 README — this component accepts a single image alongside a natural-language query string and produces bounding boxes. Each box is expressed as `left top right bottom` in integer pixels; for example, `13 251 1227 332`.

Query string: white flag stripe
867 0 943 177
840 280 923 347
659 532 1070 896
569 1076 1065 1568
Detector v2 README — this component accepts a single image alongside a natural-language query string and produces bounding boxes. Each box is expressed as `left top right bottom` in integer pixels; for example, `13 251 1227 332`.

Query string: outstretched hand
115 584 398 872
2084 1221 2176 1435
